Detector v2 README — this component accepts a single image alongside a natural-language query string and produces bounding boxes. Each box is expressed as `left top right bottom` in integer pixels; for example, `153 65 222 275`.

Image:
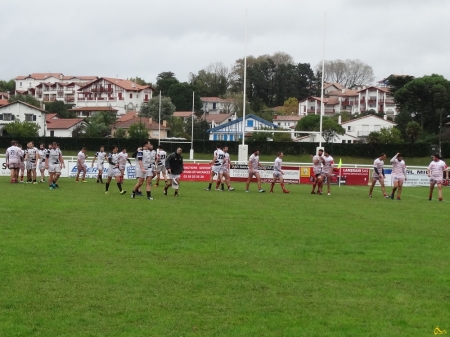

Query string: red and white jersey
391 155 406 178
118 152 128 167
77 151 86 165
223 152 230 170
213 149 225 167
248 154 260 171
323 155 334 174
312 155 324 174
372 158 384 178
428 160 447 179
6 146 21 163
274 157 282 173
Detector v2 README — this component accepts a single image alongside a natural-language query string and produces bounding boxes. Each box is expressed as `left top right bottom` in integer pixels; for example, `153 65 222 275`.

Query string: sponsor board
229 165 300 184
181 163 211 182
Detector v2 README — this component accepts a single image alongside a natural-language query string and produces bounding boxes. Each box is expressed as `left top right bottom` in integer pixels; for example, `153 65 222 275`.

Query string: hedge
0 137 448 159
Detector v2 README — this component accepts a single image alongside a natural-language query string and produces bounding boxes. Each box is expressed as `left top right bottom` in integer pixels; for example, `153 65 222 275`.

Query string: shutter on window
33 115 37 121
12 115 15 120
0 114 3 120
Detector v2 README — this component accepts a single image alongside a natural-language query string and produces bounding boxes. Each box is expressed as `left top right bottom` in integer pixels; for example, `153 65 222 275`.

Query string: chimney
149 117 152 124
273 113 278 120
338 115 341 124
162 120 167 127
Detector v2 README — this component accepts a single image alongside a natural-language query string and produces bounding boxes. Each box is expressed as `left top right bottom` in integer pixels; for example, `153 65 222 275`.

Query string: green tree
0 79 15 92
128 76 152 86
114 128 127 138
167 82 202 112
9 95 41 108
90 111 117 128
139 96 176 122
45 100 75 118
394 109 413 140
156 72 179 96
318 59 374 88
167 116 189 138
189 62 230 97
295 114 344 142
367 131 381 145
273 129 292 142
3 120 40 137
279 97 298 115
82 122 107 138
405 121 422 143
249 126 273 141
127 122 149 139
378 127 404 144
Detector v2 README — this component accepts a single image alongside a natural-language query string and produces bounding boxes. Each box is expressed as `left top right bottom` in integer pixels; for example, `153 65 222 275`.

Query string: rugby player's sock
221 183 224 191
117 183 122 191
280 183 285 191
106 182 110 192
208 183 212 190
147 191 151 198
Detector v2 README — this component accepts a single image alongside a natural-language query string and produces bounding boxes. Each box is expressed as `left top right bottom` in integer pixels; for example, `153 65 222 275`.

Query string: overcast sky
1 0 448 85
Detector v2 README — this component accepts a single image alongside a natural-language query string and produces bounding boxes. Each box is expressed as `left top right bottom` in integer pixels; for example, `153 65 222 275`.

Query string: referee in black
164 147 184 196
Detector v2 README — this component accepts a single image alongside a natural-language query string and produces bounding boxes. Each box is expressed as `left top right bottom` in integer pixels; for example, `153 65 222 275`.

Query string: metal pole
190 91 194 160
158 91 161 146
439 108 442 156
319 12 326 148
242 10 247 144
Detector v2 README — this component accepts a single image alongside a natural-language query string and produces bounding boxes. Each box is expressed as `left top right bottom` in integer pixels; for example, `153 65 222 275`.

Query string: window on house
3 113 12 121
25 114 33 122
19 82 22 87
347 126 353 131
50 131 55 137
342 140 346 143
277 122 280 126
212 103 216 109
247 120 254 127
129 94 132 99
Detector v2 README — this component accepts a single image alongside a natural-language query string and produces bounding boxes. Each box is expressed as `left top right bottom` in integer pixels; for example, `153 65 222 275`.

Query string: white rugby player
131 141 154 200
245 149 265 193
221 146 235 191
5 140 21 183
369 153 390 198
311 149 325 195
75 147 87 182
45 142 65 189
105 145 126 195
24 141 39 184
390 152 407 200
269 152 290 194
38 143 48 183
155 145 167 187
18 145 25 183
322 150 334 196
427 153 448 201
205 143 225 191
91 146 107 184
118 148 132 184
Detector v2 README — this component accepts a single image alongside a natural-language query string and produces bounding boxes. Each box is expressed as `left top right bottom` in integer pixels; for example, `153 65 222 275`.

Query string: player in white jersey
205 143 225 191
369 153 390 198
18 145 25 183
155 146 168 187
91 146 107 184
427 153 449 201
5 140 21 183
38 143 48 183
389 152 407 200
24 141 39 184
118 148 132 184
45 142 65 189
322 150 334 196
75 147 88 182
131 141 154 200
269 152 290 194
245 149 265 193
105 145 126 195
311 149 325 194
221 146 235 191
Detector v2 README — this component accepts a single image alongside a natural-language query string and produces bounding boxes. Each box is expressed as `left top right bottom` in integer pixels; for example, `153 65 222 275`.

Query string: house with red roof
0 101 48 136
112 112 169 139
45 113 87 137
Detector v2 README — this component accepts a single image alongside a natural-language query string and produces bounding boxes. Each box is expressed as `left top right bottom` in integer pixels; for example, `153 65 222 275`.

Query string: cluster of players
5 140 449 201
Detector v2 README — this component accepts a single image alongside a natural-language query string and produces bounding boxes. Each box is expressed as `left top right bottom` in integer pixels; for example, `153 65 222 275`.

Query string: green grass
1 178 449 336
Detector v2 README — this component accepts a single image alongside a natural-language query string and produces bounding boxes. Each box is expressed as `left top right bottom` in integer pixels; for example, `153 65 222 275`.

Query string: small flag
337 158 342 169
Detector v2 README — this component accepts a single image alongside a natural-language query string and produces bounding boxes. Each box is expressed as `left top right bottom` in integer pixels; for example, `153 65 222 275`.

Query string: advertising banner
181 163 211 182
229 165 300 184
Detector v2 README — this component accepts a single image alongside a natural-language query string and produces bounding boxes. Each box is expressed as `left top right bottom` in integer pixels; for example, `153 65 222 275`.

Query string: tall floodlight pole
319 12 326 149
158 91 161 146
190 91 195 159
238 10 249 163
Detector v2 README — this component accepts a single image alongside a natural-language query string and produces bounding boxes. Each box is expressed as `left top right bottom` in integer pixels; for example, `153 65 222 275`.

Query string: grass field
1 177 449 337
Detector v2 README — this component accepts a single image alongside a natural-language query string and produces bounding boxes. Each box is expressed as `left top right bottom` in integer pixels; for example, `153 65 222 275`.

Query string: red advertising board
181 163 211 182
341 168 370 185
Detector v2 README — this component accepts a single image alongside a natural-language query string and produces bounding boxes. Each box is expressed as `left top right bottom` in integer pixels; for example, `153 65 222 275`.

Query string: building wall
0 104 46 136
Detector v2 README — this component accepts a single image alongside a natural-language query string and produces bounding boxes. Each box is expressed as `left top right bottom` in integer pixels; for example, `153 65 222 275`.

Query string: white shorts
97 163 104 171
8 161 20 169
212 165 223 174
169 173 180 180
156 165 166 174
372 175 383 181
393 175 405 182
222 168 230 175
119 165 126 171
430 177 444 184
273 171 282 179
136 166 153 179
39 161 45 171
322 171 332 177
26 161 37 170
107 166 121 177
48 164 61 173
77 164 86 171
248 170 260 177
